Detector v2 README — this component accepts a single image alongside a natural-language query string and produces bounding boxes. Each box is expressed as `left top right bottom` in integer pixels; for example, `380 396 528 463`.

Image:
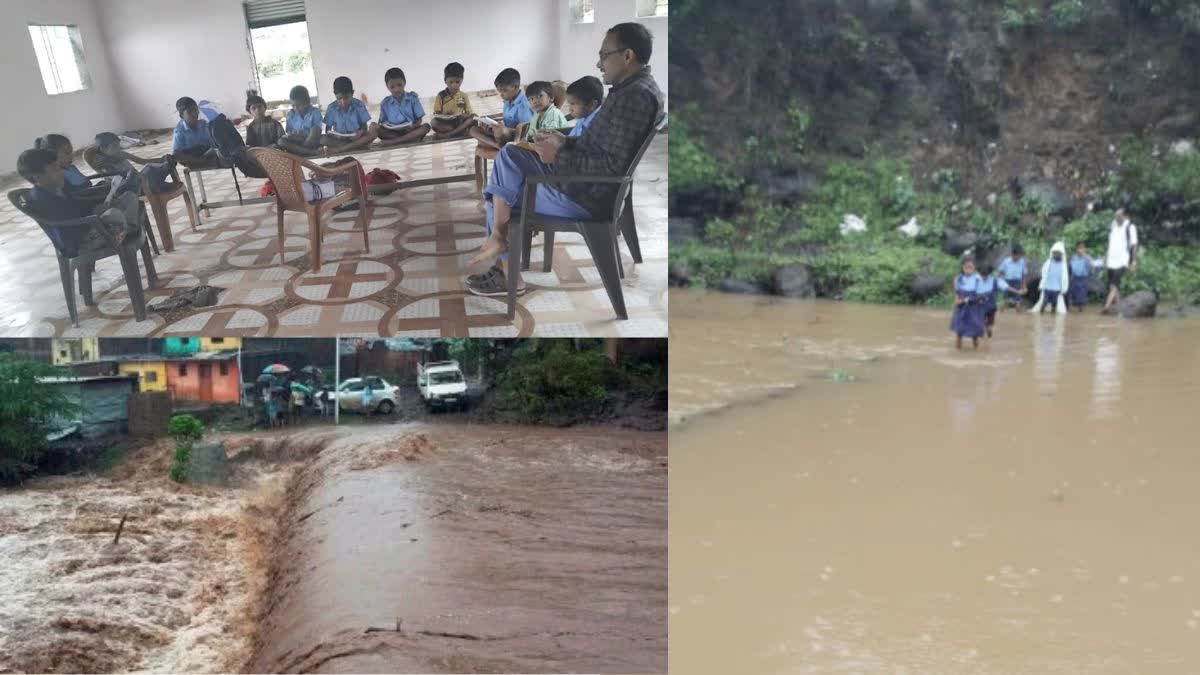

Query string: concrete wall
557 0 668 111
98 0 257 131
118 361 169 392
0 0 124 173
167 359 241 403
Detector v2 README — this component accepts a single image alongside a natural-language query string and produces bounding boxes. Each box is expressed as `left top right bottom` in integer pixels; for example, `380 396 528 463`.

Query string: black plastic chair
8 188 159 326
507 129 659 320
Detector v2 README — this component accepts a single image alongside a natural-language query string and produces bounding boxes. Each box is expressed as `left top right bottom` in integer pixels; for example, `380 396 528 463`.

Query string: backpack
208 114 268 179
366 168 401 185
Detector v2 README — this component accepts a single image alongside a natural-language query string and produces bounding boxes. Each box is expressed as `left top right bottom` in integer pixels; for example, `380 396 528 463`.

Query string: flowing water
669 289 1200 674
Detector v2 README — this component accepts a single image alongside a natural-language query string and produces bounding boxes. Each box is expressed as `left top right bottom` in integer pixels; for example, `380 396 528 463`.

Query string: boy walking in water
1102 208 1139 312
997 245 1028 309
1068 241 1100 312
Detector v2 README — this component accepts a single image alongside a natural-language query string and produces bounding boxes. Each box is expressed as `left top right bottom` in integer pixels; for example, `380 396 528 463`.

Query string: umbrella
255 373 274 384
300 365 323 376
262 363 291 375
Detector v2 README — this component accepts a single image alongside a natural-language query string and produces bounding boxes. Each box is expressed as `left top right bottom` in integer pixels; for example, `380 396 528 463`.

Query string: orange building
164 352 240 403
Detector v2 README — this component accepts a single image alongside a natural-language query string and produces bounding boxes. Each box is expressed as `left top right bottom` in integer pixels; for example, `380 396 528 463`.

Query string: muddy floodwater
670 290 1200 674
0 423 666 674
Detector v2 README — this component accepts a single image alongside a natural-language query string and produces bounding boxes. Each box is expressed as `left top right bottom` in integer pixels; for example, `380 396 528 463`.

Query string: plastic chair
248 148 370 269
83 147 198 252
8 188 159 326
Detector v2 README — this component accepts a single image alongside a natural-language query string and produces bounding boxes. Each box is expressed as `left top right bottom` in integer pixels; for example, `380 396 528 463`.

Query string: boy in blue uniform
279 85 324 156
323 76 375 153
563 76 604 137
997 245 1028 309
471 68 534 150
371 68 431 146
172 97 221 169
1068 241 1099 312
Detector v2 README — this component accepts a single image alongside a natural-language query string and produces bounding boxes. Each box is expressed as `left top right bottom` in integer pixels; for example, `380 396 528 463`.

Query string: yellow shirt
433 89 474 116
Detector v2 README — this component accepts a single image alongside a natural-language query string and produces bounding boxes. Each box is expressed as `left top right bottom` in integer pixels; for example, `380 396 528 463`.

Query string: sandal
466 268 526 297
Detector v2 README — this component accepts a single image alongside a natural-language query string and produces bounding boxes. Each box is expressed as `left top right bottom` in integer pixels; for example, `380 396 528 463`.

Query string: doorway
248 20 317 105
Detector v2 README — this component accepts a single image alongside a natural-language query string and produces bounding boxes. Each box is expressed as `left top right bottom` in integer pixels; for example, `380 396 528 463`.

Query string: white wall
99 0 257 131
305 0 560 107
0 0 124 173
557 0 668 111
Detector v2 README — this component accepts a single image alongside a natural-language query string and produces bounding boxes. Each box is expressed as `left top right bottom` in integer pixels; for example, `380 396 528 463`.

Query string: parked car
417 360 467 411
337 376 399 414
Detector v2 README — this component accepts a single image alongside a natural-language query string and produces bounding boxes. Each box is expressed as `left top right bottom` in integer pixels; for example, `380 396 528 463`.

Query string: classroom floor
0 128 667 338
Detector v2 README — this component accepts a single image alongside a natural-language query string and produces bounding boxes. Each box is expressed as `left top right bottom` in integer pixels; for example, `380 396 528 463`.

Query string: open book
476 116 499 128
327 129 359 138
432 113 459 121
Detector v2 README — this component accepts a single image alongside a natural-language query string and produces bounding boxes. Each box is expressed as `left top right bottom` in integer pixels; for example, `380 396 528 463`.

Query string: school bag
366 168 401 186
208 114 269 179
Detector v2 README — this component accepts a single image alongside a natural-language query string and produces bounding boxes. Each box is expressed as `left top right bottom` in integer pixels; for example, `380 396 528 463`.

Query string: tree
0 354 79 483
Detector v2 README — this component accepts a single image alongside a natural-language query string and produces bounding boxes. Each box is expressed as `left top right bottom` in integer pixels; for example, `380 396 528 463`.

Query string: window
636 0 668 17
211 337 225 344
570 0 595 24
28 25 91 95
179 364 187 376
146 371 158 383
219 362 228 376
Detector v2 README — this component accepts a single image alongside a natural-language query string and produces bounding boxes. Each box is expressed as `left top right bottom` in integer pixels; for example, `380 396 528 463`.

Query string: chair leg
182 184 199 232
616 238 625 279
59 257 78 326
359 198 370 254
507 212 523 320
119 250 147 322
474 155 484 192
542 230 555 274
148 197 173 252
308 213 322 270
79 261 95 306
619 193 642 263
141 240 159 288
521 225 534 272
579 221 627 320
140 203 160 256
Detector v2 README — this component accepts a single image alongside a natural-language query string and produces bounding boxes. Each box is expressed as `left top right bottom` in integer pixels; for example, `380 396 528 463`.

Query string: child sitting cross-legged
245 93 285 148
470 68 533 150
431 62 477 140
278 85 324 157
171 97 222 169
370 67 431 146
322 76 376 154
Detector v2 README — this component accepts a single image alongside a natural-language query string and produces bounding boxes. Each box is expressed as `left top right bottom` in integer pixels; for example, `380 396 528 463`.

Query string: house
116 357 169 393
42 374 138 439
164 337 202 357
201 337 241 352
165 352 240 403
51 338 100 365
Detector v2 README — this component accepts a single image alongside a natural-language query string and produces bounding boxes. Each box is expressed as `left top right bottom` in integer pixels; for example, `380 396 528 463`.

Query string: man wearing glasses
465 22 664 297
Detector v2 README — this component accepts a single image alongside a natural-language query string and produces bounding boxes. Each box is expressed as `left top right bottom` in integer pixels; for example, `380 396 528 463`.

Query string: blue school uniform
1068 253 1093 307
324 98 371 134
503 91 535 128
63 164 93 192
286 107 324 134
950 273 986 338
568 108 599 138
172 118 212 153
379 92 424 127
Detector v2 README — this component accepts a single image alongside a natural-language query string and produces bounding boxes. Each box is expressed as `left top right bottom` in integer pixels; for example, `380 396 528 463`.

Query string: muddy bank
250 424 667 674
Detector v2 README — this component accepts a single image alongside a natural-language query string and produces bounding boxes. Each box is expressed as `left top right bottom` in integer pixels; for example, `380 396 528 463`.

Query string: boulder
753 168 820 205
1023 180 1076 218
668 217 700 245
910 271 945 301
942 229 979 256
772 265 815 298
1117 290 1157 319
188 440 228 486
718 278 765 295
668 262 691 288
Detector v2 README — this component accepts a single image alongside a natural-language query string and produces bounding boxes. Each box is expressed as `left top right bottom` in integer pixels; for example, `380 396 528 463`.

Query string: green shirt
525 104 569 141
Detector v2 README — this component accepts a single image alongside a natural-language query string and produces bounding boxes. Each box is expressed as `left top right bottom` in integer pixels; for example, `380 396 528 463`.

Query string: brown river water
669 289 1200 674
0 423 666 674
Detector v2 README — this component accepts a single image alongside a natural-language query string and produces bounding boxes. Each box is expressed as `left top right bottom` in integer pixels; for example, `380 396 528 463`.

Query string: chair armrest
526 174 632 186
300 157 362 177
85 171 126 180
36 214 103 229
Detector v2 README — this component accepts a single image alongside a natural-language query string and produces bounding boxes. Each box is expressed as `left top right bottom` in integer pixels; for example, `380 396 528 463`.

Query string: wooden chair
9 188 159 326
83 148 198 253
506 130 658 320
248 148 371 270
474 144 498 192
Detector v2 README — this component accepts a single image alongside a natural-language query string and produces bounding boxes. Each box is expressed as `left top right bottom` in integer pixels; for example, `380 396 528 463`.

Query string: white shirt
1105 220 1138 269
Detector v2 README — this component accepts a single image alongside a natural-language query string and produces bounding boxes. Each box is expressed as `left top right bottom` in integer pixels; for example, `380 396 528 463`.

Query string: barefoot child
172 97 222 169
563 76 604 137
516 81 569 142
470 68 533 150
1068 241 1100 312
245 93 285 148
997 244 1028 309
1031 241 1069 314
950 257 986 350
323 76 375 153
431 62 477 139
369 68 431 146
278 86 324 156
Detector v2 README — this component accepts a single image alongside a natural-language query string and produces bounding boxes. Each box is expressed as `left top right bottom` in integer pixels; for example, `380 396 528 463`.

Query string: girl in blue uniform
950 258 986 350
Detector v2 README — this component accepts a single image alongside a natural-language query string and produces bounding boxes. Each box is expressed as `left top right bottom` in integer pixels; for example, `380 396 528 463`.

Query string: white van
417 360 467 411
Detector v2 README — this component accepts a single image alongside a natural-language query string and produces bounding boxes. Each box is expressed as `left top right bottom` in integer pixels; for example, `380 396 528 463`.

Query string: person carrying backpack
1102 208 1139 312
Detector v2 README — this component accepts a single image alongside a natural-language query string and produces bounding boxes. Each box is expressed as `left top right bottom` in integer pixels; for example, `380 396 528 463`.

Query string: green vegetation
0 355 78 484
669 106 741 195
167 414 204 483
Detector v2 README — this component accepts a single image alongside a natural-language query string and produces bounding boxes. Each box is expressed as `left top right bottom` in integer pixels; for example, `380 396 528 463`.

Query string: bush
0 355 78 483
488 343 618 424
669 108 741 195
167 414 203 483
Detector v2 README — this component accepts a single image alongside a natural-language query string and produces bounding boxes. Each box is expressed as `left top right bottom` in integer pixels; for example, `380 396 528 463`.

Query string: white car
337 376 399 414
418 360 467 411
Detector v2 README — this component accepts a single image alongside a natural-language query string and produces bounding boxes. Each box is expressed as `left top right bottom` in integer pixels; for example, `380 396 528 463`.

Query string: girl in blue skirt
950 258 986 350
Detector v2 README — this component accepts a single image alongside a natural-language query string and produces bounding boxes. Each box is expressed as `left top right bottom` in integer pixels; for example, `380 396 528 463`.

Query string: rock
668 262 691 287
668 217 700 245
1160 304 1200 319
1170 140 1196 156
1117 290 1157 319
772 265 815 298
840 214 867 236
753 168 820 205
188 441 228 485
942 229 979 257
910 272 945 301
1023 180 1076 218
898 217 921 238
718 278 765 295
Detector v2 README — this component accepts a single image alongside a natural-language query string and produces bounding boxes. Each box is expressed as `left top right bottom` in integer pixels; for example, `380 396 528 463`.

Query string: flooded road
670 290 1200 674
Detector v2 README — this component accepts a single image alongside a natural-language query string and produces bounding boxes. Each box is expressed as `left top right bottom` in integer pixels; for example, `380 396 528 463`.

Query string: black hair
960 256 976 269
289 85 311 104
607 22 653 63
525 81 553 99
1075 240 1087 248
444 62 464 80
333 76 354 96
245 93 267 112
1012 244 1024 255
566 76 604 107
17 148 58 183
95 132 120 149
34 133 72 154
384 67 406 84
979 262 994 276
494 68 521 88
175 96 197 112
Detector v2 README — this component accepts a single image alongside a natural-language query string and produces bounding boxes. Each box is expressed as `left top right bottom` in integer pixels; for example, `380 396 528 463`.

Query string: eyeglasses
598 48 628 60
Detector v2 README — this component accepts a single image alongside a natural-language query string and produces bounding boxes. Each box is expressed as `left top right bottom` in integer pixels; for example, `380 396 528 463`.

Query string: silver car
337 376 399 414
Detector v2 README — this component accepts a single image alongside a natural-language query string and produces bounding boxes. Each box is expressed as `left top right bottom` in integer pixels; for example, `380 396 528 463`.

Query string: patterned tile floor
0 127 667 338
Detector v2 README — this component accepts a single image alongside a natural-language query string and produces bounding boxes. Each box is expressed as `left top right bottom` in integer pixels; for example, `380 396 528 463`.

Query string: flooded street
670 290 1200 674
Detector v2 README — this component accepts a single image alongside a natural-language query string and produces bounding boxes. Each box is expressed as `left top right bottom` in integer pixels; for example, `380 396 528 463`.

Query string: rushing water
670 290 1200 674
